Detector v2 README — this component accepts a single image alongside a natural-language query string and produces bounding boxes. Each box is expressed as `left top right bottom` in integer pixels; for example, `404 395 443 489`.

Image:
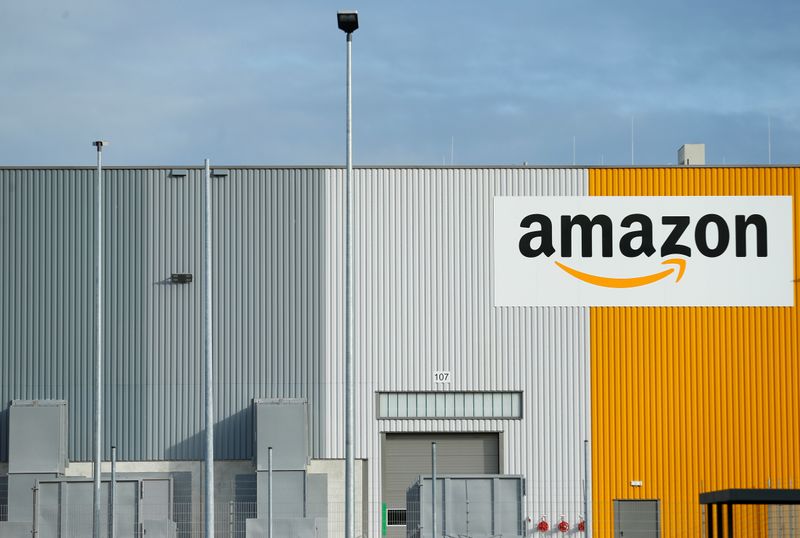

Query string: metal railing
4 496 799 536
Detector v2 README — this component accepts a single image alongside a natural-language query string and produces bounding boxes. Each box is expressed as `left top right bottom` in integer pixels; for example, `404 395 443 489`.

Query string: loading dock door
382 433 499 538
614 500 660 538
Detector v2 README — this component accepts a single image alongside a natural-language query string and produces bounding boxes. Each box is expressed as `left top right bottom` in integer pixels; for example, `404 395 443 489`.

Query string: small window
397 393 408 418
387 509 407 526
377 392 522 419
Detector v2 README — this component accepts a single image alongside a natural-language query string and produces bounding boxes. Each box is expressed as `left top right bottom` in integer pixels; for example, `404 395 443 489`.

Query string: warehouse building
0 163 798 536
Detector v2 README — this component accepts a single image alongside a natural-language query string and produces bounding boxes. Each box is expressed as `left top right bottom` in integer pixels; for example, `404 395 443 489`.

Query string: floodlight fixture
337 11 358 34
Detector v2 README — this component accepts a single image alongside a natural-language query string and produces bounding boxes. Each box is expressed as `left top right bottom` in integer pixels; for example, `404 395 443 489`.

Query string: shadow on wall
0 474 7 520
0 407 7 462
158 167 328 462
165 405 252 461
164 406 262 535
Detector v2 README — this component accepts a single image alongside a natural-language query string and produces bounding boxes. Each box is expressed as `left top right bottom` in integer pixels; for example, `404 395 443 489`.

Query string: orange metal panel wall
589 168 800 537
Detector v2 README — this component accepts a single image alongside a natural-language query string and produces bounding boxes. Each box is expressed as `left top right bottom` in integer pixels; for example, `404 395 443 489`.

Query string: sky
1 0 798 166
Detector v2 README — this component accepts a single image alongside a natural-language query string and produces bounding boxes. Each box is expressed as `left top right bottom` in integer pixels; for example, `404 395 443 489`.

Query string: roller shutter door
382 433 499 537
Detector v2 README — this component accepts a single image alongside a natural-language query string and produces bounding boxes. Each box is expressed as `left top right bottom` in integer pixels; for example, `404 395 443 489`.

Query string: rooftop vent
678 144 705 165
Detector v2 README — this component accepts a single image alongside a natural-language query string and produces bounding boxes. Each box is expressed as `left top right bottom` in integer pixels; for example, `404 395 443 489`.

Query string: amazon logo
494 196 791 306
518 213 768 288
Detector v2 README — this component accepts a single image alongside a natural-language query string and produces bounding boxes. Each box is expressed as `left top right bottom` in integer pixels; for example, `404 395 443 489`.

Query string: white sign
494 196 794 307
433 371 451 384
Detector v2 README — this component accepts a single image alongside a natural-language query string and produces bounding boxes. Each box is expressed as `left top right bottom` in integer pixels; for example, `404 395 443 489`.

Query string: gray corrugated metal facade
1 167 327 462
322 168 590 535
2 166 591 533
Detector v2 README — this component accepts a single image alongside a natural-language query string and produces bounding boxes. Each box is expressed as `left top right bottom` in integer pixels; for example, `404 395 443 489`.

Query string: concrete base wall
307 459 368 538
3 459 364 537
1 461 255 534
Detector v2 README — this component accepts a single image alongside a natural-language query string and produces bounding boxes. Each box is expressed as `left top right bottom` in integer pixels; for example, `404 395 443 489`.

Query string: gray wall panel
1 168 154 462
2 168 105 462
112 169 152 461
149 167 202 460
210 168 326 460
1 167 326 461
322 167 591 535
2 165 589 532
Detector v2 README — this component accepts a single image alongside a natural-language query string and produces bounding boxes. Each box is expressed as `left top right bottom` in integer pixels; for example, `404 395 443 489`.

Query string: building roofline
0 164 798 170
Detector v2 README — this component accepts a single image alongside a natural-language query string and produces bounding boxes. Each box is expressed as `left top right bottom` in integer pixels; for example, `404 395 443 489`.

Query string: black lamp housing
171 273 193 284
337 11 359 34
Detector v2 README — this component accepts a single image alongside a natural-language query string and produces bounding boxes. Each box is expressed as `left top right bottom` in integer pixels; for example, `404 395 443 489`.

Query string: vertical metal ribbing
92 142 104 538
322 168 591 537
590 167 800 537
345 31 355 538
204 158 215 537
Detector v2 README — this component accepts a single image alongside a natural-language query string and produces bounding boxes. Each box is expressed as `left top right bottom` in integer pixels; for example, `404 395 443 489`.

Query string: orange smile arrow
554 258 687 288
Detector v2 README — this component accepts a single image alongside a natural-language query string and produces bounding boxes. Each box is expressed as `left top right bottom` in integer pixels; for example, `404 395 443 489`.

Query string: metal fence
394 499 800 538
588 500 800 538
3 498 800 536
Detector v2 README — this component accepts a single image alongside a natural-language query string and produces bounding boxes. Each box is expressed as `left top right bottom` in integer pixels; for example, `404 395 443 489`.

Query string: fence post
31 482 38 537
583 439 589 536
228 500 234 537
110 446 117 538
268 446 273 538
431 442 437 538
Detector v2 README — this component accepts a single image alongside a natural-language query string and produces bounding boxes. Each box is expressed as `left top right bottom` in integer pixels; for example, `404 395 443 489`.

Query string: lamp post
337 10 358 538
204 158 215 538
91 140 107 538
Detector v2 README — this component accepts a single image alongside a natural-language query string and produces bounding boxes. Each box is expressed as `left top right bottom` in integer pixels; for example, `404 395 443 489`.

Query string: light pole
91 140 107 538
337 10 358 538
203 158 215 538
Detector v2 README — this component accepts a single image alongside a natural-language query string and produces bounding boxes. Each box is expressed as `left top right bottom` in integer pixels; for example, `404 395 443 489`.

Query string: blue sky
1 0 797 166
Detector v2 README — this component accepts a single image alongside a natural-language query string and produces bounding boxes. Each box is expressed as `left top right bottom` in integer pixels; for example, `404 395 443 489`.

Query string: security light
337 11 358 34
171 273 193 284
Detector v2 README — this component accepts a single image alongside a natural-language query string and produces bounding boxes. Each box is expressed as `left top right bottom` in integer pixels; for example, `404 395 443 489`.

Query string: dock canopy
699 489 800 537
